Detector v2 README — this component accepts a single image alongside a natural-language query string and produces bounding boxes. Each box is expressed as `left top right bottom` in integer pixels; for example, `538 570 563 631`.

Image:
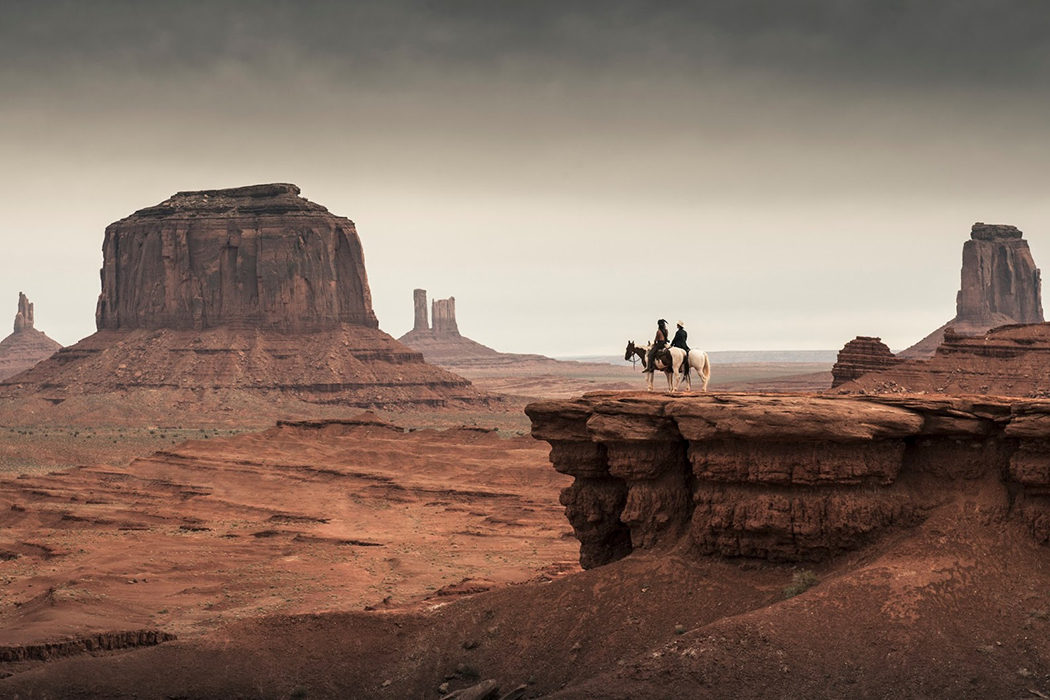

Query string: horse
624 340 648 370
643 343 712 393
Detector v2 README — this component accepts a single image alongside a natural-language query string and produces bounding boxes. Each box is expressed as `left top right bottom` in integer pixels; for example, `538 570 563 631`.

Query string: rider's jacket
671 328 689 352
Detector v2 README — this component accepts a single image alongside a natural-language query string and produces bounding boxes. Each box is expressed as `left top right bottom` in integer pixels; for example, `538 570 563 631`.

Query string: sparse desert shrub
782 569 819 599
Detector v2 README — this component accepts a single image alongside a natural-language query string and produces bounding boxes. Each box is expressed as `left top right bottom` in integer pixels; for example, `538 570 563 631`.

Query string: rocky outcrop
835 322 1050 396
412 289 429 332
0 294 61 380
95 184 378 332
900 222 1043 358
959 223 1042 323
527 391 1050 566
432 297 459 335
830 336 898 387
0 187 487 417
13 292 33 332
400 289 535 364
0 630 175 663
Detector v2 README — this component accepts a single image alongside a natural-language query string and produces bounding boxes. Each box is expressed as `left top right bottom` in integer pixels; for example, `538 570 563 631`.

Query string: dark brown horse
624 340 648 370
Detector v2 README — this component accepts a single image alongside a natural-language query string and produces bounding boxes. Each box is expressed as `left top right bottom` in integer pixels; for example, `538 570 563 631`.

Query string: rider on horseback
671 320 689 365
645 319 670 373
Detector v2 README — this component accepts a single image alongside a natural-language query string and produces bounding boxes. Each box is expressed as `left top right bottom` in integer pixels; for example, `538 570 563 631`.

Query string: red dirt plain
0 417 576 672
10 361 1043 699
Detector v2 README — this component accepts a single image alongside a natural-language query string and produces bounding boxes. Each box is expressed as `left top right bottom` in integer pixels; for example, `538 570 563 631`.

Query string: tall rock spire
13 291 34 332
413 289 429 331
956 223 1042 324
897 222 1044 358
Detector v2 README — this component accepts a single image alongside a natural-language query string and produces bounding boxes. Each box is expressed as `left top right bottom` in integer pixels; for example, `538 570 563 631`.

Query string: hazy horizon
4 1 1050 357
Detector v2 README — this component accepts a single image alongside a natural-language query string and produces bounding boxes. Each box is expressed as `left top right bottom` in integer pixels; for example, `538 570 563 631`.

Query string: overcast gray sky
3 0 1050 356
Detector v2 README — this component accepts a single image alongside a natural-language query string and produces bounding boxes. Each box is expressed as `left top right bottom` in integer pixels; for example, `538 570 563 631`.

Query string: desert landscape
5 3 1050 699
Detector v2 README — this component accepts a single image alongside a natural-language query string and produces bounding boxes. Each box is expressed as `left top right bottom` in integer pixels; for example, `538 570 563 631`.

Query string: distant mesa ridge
95 183 378 332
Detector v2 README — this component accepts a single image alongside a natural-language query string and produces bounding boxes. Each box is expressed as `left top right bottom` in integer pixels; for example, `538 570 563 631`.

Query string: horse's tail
701 352 711 389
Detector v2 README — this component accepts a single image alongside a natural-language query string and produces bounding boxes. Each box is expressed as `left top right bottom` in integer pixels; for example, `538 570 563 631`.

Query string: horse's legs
646 371 654 392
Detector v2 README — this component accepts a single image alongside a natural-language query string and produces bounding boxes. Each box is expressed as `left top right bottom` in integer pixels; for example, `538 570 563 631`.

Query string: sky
3 0 1050 357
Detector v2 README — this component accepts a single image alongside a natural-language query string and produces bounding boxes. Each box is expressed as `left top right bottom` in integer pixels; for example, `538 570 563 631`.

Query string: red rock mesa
0 185 482 421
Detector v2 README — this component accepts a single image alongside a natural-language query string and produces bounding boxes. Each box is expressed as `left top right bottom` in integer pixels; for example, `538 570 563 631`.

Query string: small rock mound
830 336 898 387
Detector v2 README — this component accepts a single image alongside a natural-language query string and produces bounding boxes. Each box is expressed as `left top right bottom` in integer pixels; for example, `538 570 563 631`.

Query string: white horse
643 343 711 393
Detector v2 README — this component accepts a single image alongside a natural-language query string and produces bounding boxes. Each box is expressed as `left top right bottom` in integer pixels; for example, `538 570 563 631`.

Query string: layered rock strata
0 186 483 415
0 294 61 380
527 391 1050 566
836 322 1050 396
900 222 1043 358
830 336 898 387
95 184 378 332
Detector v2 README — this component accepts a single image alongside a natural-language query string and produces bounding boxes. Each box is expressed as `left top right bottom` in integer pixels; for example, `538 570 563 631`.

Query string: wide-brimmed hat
658 318 667 325
677 320 684 327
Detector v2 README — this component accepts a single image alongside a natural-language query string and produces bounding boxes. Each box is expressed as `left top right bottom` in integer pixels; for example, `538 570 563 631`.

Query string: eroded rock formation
835 322 1050 396
900 222 1043 358
412 289 429 331
0 186 485 417
959 223 1042 323
399 289 517 364
13 292 33 332
431 297 459 335
830 336 898 387
0 293 61 380
95 183 378 332
527 392 1050 567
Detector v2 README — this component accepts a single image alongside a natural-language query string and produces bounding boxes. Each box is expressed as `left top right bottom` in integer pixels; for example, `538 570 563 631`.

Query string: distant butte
398 288 552 366
830 221 1047 393
0 293 61 381
0 185 488 423
899 222 1043 358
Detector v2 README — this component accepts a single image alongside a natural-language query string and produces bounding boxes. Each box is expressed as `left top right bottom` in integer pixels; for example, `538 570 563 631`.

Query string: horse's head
624 340 636 361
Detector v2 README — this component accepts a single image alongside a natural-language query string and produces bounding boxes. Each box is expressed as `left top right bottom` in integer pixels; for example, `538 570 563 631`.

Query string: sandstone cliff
0 293 61 380
528 391 1050 567
0 186 486 420
899 222 1043 358
95 184 378 332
